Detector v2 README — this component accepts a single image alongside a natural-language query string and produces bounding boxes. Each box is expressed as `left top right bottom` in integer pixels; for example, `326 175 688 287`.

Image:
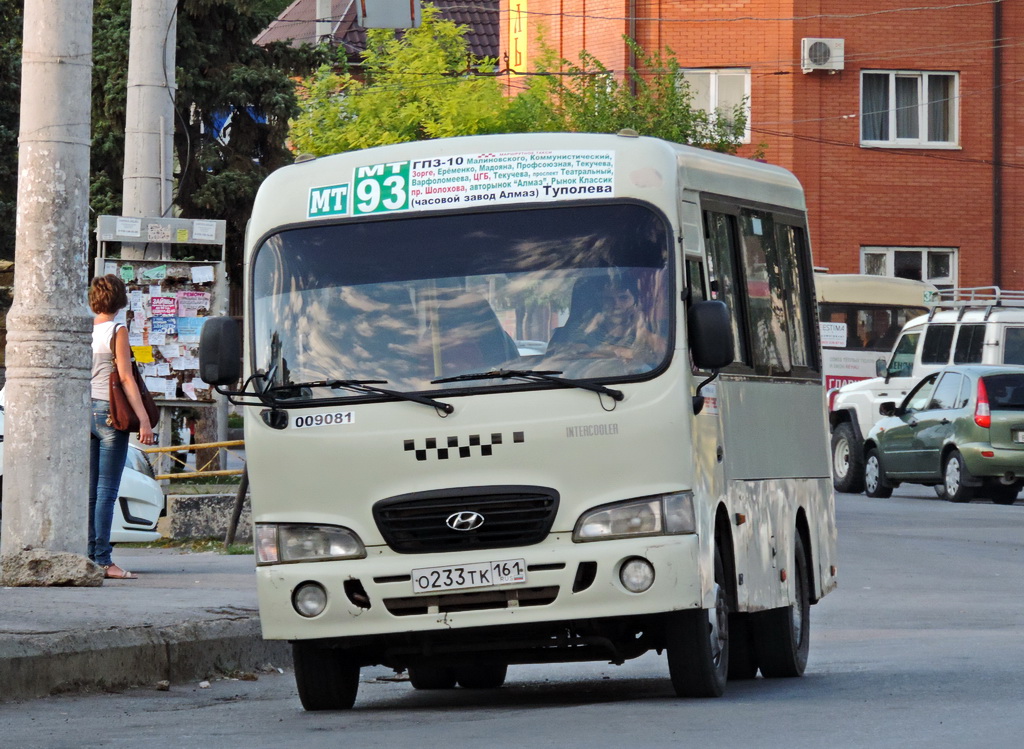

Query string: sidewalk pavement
0 548 291 703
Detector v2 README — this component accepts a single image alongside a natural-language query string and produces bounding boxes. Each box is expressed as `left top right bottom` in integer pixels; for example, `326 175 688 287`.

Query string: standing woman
89 275 155 579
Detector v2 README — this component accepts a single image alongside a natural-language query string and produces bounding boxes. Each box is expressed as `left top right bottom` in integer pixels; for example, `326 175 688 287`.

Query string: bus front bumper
256 533 702 641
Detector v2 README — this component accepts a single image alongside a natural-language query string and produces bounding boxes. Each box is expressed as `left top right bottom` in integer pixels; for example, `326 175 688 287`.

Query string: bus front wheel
292 642 360 710
666 545 728 698
755 534 811 678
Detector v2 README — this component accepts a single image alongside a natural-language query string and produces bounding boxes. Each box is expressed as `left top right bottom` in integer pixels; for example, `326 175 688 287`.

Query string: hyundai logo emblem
446 511 485 532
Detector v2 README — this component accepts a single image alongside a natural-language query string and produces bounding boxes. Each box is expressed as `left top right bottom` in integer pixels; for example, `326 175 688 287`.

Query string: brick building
501 1 1023 290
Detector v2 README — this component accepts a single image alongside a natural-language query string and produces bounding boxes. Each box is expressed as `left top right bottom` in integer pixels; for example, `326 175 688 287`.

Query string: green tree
541 40 748 152
291 5 510 156
0 0 21 262
292 10 747 156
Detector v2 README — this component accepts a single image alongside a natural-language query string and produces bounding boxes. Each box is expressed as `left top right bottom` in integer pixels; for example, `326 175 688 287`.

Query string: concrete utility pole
0 0 100 585
316 0 333 43
122 0 177 260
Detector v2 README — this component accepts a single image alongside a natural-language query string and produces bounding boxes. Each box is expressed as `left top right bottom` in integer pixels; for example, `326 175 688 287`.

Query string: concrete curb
0 616 292 702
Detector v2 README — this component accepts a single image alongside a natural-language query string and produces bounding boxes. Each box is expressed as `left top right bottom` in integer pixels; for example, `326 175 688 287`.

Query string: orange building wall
500 1 1023 289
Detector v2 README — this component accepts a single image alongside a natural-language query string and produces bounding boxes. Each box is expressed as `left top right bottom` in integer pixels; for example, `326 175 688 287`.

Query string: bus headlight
573 492 695 542
255 523 366 565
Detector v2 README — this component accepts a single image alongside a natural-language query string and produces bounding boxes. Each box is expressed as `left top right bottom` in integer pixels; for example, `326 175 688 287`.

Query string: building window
861 247 957 288
680 69 750 143
861 71 958 147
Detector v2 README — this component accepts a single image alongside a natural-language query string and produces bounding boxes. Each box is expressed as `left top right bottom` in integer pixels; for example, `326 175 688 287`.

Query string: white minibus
816 273 937 390
200 131 837 709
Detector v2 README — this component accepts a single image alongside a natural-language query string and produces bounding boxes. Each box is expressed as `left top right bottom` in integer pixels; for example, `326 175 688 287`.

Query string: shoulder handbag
107 325 160 432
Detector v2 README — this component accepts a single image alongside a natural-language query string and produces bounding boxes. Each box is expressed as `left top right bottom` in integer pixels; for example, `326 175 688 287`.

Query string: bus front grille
373 488 559 553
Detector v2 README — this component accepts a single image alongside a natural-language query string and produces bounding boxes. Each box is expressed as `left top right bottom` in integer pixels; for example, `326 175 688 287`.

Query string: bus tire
989 485 1019 505
454 663 508 689
864 448 893 499
408 665 457 689
292 642 360 710
666 545 728 698
727 612 759 680
756 534 811 678
831 422 865 494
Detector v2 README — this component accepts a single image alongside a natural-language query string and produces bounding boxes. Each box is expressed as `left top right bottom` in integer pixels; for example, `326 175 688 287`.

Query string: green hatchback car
863 365 1024 503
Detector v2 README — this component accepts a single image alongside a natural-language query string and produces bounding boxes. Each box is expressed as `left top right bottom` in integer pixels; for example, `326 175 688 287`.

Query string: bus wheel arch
665 513 733 697
716 507 759 681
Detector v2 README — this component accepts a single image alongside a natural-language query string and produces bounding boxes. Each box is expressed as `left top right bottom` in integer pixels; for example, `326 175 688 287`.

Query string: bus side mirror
688 300 735 370
199 316 242 387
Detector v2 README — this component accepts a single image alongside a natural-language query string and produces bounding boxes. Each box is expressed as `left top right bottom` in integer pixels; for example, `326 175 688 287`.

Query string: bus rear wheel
454 663 508 689
666 545 728 698
755 534 811 678
408 664 457 689
292 642 360 710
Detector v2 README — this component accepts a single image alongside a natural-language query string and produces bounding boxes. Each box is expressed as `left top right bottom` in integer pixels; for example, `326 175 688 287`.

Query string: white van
200 131 837 709
830 287 1024 492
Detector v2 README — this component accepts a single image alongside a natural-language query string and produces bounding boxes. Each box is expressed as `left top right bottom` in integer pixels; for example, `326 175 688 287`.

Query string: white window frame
860 70 959 148
679 68 751 143
861 246 958 288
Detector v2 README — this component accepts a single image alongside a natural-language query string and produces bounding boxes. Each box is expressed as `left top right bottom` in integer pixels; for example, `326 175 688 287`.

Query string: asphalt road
3 486 1024 749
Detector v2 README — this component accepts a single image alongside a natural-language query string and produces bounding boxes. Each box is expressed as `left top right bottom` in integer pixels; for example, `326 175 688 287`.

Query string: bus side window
703 210 748 365
738 210 793 375
686 258 707 302
774 222 814 369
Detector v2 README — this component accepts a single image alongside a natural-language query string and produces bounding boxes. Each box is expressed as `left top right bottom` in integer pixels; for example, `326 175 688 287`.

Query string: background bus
815 273 938 390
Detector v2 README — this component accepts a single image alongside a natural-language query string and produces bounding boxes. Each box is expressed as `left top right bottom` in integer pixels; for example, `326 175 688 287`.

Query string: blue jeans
89 399 129 566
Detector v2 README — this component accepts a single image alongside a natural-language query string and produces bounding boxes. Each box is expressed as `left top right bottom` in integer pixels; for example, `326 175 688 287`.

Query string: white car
0 400 165 543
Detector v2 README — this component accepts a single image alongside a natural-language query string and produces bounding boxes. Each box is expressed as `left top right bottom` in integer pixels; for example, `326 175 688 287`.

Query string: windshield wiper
431 369 623 401
267 379 454 415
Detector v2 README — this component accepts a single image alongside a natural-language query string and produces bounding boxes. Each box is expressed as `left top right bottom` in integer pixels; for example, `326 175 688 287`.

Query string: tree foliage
291 5 510 156
291 7 748 157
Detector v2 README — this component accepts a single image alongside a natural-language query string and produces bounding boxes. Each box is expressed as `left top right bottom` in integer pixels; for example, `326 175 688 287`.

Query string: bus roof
814 273 937 307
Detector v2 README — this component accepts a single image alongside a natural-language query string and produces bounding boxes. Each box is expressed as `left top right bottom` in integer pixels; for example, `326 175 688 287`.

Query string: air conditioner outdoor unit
801 38 845 73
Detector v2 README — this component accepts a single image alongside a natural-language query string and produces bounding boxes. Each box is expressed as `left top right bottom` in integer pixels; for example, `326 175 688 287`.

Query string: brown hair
89 274 129 314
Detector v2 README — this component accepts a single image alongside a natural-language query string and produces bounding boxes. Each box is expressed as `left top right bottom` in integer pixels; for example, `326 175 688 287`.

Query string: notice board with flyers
95 215 228 404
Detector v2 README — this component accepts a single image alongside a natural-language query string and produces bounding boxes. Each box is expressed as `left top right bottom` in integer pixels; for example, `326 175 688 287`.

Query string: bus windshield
252 203 672 397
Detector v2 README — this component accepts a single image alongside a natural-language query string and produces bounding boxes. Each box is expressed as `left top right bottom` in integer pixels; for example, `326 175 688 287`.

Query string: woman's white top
91 321 119 401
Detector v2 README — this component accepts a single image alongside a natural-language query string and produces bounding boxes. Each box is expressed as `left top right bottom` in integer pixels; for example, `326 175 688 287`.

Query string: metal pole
224 468 249 547
122 0 177 260
1 0 96 584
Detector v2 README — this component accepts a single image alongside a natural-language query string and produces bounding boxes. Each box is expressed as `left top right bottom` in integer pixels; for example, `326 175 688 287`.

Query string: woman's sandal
102 564 137 580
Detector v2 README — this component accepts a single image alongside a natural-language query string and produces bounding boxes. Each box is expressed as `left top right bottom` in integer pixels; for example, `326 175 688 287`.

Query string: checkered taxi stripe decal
404 432 525 461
